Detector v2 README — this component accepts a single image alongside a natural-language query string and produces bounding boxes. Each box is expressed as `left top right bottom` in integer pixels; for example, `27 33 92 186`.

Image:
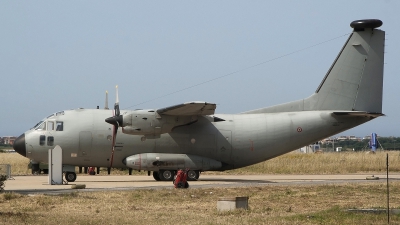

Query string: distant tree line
0 144 12 147
0 144 13 152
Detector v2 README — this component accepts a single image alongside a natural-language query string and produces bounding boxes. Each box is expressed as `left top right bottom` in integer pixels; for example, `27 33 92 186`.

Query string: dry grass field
226 151 400 175
1 182 400 224
1 151 400 175
1 152 400 224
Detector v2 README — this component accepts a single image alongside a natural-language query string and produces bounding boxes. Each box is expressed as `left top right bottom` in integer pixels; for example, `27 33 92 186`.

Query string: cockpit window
48 121 54 131
35 121 46 130
32 121 43 129
47 136 54 146
56 121 63 131
39 135 45 146
56 111 64 116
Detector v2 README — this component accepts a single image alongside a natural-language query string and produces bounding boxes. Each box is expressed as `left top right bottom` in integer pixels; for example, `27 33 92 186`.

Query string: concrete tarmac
3 174 400 195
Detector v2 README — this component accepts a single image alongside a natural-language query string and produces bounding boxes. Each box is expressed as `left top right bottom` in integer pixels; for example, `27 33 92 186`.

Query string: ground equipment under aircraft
173 169 189 188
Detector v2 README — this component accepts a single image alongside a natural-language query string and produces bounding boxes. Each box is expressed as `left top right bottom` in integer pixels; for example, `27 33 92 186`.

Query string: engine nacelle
121 110 198 136
123 153 222 171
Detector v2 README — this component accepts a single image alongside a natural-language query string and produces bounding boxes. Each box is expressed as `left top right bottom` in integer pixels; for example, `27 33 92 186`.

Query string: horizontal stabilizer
332 111 384 118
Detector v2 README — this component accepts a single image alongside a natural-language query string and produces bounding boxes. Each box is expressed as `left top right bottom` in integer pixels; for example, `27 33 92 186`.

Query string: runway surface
3 174 400 195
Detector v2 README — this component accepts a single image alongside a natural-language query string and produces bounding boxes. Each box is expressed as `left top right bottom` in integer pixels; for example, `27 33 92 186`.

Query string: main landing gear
65 172 77 182
152 170 200 181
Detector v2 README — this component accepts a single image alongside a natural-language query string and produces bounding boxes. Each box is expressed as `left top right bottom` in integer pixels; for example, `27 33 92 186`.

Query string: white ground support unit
217 197 249 211
48 145 64 185
0 164 12 179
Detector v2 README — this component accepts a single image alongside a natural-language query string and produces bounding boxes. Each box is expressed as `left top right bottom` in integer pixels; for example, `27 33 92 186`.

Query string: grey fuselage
23 108 372 170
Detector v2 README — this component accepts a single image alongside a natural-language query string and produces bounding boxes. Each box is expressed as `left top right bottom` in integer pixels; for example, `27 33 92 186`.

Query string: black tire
184 182 189 188
152 171 161 181
43 169 49 174
187 170 199 181
159 170 174 181
31 164 40 175
65 172 77 182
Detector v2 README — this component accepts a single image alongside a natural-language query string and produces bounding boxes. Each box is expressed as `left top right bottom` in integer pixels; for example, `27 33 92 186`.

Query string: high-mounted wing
157 101 216 116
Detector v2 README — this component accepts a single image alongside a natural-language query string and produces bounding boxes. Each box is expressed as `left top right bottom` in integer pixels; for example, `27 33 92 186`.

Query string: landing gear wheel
187 170 200 181
153 171 161 181
31 164 40 175
159 170 174 181
65 172 77 182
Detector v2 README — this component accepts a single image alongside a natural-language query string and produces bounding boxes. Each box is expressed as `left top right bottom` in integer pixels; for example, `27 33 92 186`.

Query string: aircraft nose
122 158 127 165
13 133 26 157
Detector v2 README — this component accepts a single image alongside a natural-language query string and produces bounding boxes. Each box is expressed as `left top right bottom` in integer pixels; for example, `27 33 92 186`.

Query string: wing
157 101 216 116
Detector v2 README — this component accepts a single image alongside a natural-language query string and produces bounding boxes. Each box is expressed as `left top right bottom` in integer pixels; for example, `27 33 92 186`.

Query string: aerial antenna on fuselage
104 91 109 110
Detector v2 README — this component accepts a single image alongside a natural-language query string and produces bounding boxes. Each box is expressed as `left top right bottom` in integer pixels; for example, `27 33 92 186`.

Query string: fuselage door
79 131 93 157
217 130 232 164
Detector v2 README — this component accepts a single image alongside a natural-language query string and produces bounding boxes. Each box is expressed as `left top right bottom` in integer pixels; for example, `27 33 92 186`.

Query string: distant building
299 143 320 153
337 136 348 141
325 136 362 142
1 136 16 145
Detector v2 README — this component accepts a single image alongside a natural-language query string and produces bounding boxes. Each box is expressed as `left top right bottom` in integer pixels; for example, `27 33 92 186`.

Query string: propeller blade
115 85 120 117
105 85 122 170
109 123 117 168
104 91 109 110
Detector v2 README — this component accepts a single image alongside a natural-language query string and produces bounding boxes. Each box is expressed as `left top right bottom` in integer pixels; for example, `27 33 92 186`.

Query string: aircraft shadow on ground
198 178 275 183
77 178 275 183
77 180 157 183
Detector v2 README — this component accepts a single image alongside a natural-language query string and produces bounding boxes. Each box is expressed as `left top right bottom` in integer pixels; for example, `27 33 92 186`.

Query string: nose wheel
65 172 77 182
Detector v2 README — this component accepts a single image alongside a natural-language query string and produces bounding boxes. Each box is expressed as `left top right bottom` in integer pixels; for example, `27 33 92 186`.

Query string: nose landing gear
65 172 77 182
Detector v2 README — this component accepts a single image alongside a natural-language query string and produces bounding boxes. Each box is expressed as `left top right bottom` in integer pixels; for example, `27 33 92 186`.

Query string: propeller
104 90 109 110
105 85 123 169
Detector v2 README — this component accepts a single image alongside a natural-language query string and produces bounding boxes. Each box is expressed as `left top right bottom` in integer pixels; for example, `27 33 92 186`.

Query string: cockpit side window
47 121 54 131
47 136 54 146
39 135 45 146
56 121 63 131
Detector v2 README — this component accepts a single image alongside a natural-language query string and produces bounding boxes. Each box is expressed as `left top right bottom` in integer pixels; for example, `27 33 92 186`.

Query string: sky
1 1 399 138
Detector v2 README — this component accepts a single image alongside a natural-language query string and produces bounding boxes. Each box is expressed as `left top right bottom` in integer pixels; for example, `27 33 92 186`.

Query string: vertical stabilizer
244 19 385 114
311 19 384 113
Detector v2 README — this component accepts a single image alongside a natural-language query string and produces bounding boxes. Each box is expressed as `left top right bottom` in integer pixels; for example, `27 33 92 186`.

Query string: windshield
32 121 46 130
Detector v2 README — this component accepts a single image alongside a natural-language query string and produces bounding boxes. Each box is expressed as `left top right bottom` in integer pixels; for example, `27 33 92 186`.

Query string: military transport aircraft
13 19 385 183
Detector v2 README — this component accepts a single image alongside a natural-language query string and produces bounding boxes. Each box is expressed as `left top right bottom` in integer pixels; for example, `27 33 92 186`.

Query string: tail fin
245 19 385 114
311 19 384 113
